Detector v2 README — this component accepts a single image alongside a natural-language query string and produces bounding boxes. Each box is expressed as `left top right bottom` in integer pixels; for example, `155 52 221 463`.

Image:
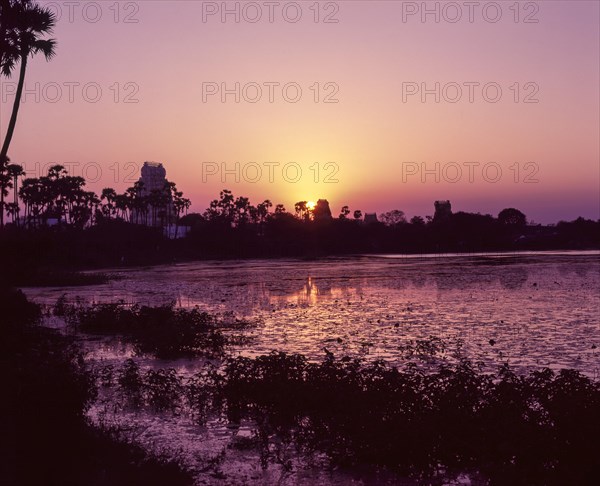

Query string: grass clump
59 302 240 358
108 348 600 484
212 352 600 485
113 359 186 412
1 287 193 485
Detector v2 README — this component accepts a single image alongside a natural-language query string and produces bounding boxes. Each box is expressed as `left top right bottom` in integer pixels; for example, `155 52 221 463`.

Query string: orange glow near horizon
0 1 598 223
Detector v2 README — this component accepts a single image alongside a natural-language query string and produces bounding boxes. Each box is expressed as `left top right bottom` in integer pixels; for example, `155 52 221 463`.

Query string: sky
1 0 599 223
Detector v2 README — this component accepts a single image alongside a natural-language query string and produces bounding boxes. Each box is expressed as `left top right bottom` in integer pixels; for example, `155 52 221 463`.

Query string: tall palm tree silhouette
7 161 25 224
0 0 20 75
0 155 10 225
0 0 56 223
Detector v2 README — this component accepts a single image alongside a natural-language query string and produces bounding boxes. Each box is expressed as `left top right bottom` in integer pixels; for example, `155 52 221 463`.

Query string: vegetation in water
0 286 193 484
56 300 254 358
105 350 600 485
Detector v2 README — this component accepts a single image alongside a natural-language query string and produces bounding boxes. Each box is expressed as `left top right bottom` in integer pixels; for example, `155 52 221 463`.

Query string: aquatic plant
107 348 599 484
211 352 599 484
1 287 193 484
60 301 244 358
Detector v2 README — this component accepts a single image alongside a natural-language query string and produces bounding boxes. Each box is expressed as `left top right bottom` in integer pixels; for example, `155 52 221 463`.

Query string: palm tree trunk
1 52 27 162
13 174 19 226
0 53 27 227
0 182 4 227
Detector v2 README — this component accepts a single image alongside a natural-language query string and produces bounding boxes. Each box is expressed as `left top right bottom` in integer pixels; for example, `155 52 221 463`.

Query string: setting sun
1 1 599 483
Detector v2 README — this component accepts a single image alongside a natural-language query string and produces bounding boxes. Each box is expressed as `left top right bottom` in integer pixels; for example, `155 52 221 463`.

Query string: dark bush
212 352 600 484
0 288 193 485
108 350 599 484
62 302 234 358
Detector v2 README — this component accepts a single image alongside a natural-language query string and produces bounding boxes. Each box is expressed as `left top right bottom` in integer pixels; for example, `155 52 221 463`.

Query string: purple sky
1 0 599 223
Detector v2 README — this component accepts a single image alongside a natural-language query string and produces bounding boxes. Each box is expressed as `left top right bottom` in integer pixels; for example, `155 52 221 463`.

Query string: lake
24 251 600 484
27 251 600 376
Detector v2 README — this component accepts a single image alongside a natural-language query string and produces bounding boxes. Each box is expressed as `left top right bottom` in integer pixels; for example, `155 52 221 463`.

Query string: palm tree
6 161 24 225
5 201 19 223
1 0 20 77
19 176 43 227
127 181 146 224
258 200 272 221
339 205 350 220
148 189 163 227
100 188 117 219
234 196 251 226
0 155 11 226
114 193 129 221
294 201 308 220
0 0 56 162
0 155 23 227
172 190 190 238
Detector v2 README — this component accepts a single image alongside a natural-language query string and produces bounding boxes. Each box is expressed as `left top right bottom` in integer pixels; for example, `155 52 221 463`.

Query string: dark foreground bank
3 288 600 485
0 287 194 485
52 299 600 484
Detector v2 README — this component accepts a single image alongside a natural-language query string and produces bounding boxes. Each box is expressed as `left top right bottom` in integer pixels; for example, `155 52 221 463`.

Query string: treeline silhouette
0 164 598 285
181 192 599 257
0 163 190 230
4 0 595 277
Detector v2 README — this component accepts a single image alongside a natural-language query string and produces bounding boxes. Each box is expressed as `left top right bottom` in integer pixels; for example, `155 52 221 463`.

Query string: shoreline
14 248 600 288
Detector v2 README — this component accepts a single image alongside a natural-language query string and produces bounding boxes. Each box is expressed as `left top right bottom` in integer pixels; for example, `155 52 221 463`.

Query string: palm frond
31 37 56 60
0 57 17 77
24 3 56 34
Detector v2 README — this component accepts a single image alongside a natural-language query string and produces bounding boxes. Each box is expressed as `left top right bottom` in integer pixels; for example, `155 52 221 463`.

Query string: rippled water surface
28 251 600 375
24 252 600 484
